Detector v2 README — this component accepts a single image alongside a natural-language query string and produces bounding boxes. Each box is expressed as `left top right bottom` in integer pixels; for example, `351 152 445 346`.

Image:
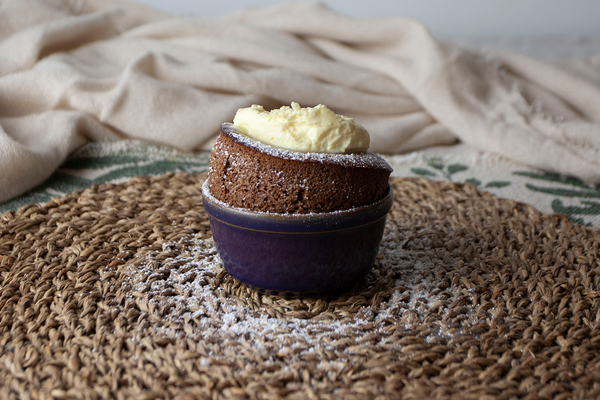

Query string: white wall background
131 0 600 38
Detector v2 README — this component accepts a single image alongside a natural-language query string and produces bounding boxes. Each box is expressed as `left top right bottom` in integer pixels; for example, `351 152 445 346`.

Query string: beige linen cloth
1 0 600 203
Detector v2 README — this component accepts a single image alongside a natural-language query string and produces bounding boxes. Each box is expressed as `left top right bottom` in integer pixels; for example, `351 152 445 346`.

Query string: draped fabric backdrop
1 0 600 202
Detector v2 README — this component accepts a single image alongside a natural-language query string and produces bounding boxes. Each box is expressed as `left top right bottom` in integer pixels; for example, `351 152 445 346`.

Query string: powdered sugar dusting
121 221 489 366
221 123 392 171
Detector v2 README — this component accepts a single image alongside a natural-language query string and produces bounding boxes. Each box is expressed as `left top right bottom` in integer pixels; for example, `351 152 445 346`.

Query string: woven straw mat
1 172 599 400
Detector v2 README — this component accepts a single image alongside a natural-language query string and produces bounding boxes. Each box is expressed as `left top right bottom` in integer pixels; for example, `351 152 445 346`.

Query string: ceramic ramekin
202 181 393 297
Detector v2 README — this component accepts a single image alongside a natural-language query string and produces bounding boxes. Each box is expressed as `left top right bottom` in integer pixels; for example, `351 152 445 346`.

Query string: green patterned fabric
2 142 599 228
387 154 600 228
0 141 210 214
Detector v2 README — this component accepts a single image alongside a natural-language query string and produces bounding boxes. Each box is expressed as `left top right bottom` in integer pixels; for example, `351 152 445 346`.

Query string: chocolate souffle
207 123 392 214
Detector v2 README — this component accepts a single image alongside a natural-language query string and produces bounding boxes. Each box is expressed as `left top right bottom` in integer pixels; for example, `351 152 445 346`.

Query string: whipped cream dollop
232 103 370 153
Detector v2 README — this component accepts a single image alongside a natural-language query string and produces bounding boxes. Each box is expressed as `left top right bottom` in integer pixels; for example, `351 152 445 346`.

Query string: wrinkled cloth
1 0 600 202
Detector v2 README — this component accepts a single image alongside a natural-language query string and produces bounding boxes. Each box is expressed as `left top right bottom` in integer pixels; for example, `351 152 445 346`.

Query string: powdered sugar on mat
121 221 491 371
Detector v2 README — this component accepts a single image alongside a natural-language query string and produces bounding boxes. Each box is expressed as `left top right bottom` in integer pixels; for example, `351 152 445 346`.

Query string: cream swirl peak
232 103 369 153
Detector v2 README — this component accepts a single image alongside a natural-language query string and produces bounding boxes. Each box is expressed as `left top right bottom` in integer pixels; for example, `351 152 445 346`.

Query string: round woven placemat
1 173 599 400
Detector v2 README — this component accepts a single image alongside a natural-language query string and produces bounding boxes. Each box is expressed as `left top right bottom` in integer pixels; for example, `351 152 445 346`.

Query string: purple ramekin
202 181 393 297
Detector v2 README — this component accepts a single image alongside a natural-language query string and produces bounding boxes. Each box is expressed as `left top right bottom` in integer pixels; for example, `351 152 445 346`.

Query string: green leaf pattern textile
0 141 210 213
2 142 599 228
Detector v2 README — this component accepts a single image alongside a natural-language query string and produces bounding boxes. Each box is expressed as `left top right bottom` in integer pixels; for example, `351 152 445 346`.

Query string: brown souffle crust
207 126 392 214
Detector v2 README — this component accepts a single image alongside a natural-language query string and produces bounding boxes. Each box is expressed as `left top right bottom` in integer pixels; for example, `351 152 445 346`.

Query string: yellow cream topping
232 103 369 153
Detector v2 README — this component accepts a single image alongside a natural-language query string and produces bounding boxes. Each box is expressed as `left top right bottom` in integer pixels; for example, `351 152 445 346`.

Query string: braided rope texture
1 172 599 399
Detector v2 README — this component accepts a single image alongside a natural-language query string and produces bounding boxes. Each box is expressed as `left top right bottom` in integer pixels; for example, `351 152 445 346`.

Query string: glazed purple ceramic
202 181 393 297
